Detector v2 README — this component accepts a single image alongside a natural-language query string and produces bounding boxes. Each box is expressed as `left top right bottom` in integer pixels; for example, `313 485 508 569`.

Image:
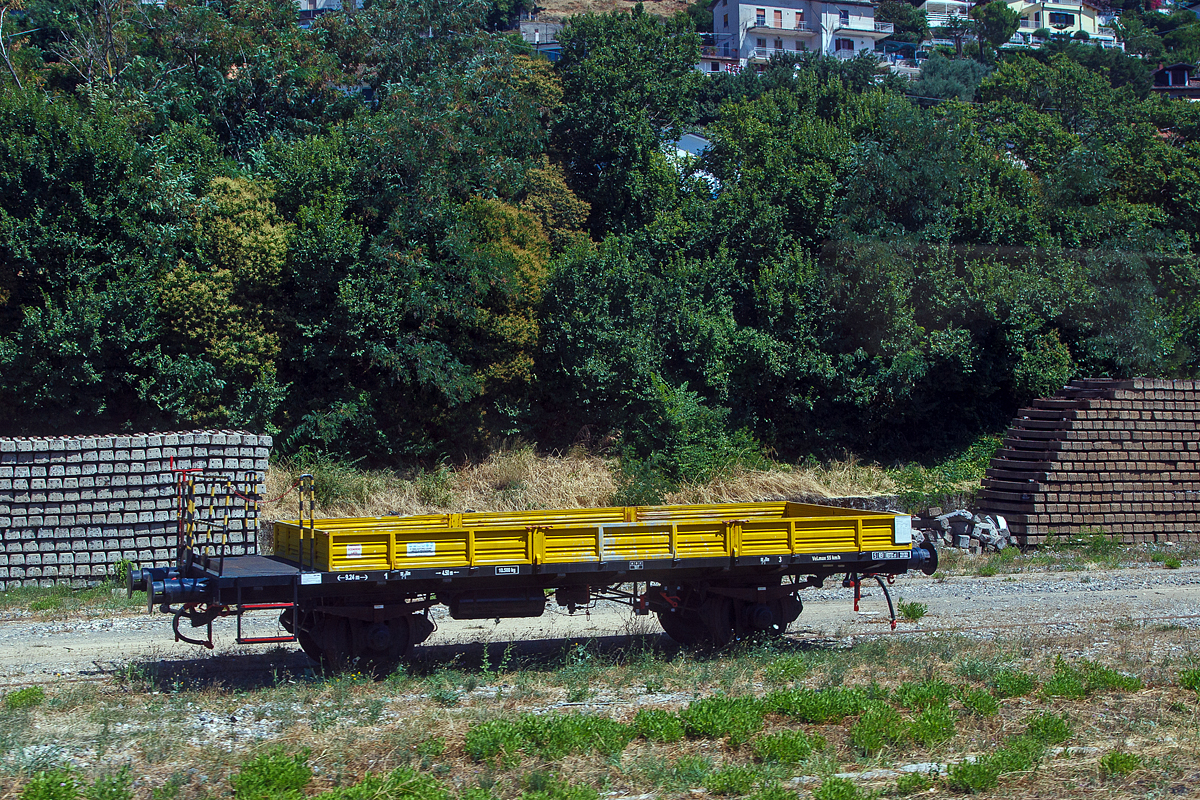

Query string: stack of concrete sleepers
977 379 1199 545
0 431 270 587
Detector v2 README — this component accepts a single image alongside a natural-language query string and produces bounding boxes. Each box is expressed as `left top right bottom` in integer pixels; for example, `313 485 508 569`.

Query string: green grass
908 703 957 746
703 765 761 795
889 434 1002 511
0 581 145 616
1043 657 1141 699
959 687 999 717
1179 669 1200 691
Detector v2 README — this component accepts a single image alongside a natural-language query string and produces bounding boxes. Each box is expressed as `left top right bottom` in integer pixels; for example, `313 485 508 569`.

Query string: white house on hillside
698 0 893 73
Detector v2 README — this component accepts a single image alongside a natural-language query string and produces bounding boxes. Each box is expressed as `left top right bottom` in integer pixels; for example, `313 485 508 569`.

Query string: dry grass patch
262 449 899 525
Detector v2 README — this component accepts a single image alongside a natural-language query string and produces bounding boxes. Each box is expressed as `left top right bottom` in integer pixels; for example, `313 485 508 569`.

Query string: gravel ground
0 560 1196 686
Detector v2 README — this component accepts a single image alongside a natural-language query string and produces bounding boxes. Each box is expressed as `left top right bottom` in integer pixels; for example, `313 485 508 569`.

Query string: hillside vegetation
1 0 1199 492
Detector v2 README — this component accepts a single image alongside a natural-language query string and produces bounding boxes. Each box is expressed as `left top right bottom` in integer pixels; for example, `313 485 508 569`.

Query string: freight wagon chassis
130 548 936 675
129 471 937 674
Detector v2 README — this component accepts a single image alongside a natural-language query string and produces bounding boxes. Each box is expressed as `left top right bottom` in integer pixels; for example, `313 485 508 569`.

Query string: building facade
698 0 893 73
1005 0 1122 49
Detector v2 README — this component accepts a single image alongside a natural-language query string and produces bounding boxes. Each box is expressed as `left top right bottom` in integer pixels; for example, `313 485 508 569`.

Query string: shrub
894 679 954 709
1099 750 1142 779
908 704 957 746
752 729 824 764
231 749 311 800
956 657 1003 681
811 776 866 800
6 686 46 710
959 687 999 717
632 709 684 743
990 669 1036 698
850 702 906 754
897 599 927 622
1179 668 1200 691
763 687 867 723
680 696 765 746
1164 556 1182 569
895 772 930 795
704 766 760 795
20 770 78 800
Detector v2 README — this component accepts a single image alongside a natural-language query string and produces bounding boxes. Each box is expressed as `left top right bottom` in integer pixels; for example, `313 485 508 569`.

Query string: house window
796 9 804 25
839 10 849 24
774 9 782 26
721 0 727 5
1034 12 1040 22
711 61 720 71
723 13 728 27
756 8 766 25
757 37 767 47
796 40 806 50
774 37 782 49
1048 11 1074 26
834 37 854 50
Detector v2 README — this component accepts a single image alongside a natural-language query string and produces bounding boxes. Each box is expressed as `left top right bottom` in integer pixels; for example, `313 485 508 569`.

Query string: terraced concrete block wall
978 379 1200 544
0 431 271 587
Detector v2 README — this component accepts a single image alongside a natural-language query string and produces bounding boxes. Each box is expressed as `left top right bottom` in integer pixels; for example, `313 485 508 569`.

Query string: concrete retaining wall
0 431 270 587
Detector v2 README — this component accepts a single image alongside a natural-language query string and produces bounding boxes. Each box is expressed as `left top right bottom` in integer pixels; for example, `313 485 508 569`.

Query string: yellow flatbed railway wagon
131 477 936 673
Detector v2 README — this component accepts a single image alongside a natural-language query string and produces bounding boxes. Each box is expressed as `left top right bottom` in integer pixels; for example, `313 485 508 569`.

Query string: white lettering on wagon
407 542 436 556
336 573 368 582
870 551 907 561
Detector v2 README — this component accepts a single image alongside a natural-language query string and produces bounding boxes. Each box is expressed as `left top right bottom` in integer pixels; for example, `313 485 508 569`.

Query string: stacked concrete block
977 379 1200 545
0 431 271 587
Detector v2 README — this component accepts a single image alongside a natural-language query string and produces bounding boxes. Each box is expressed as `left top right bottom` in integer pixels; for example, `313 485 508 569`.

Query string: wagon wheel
656 609 710 646
699 596 736 648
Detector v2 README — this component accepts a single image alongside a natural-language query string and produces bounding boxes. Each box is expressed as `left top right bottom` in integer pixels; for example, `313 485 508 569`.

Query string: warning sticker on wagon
407 542 436 556
346 543 362 558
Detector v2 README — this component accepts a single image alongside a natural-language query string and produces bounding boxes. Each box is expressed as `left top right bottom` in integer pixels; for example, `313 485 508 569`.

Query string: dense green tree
971 0 1020 58
554 4 701 234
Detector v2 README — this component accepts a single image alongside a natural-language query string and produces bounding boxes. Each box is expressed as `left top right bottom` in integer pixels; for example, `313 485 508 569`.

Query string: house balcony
700 45 741 60
748 46 802 61
833 19 894 38
748 20 819 36
1019 19 1037 28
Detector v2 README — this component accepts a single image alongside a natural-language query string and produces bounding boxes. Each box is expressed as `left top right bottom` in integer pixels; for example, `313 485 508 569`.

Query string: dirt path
0 563 1196 686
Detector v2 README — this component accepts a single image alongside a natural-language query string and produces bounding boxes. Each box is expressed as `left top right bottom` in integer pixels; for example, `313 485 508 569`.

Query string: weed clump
849 702 906 754
763 687 868 723
908 703 957 746
959 687 999 717
313 769 447 800
1025 712 1071 744
894 772 930 795
897 599 927 622
989 669 1037 698
811 775 869 800
763 654 811 684
894 679 953 709
752 729 824 764
464 714 634 765
704 765 761 795
20 770 77 800
1099 750 1142 779
1179 668 1200 691
631 709 684 742
231 748 312 800
6 686 45 710
517 774 597 800
1043 657 1141 699
680 696 764 746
